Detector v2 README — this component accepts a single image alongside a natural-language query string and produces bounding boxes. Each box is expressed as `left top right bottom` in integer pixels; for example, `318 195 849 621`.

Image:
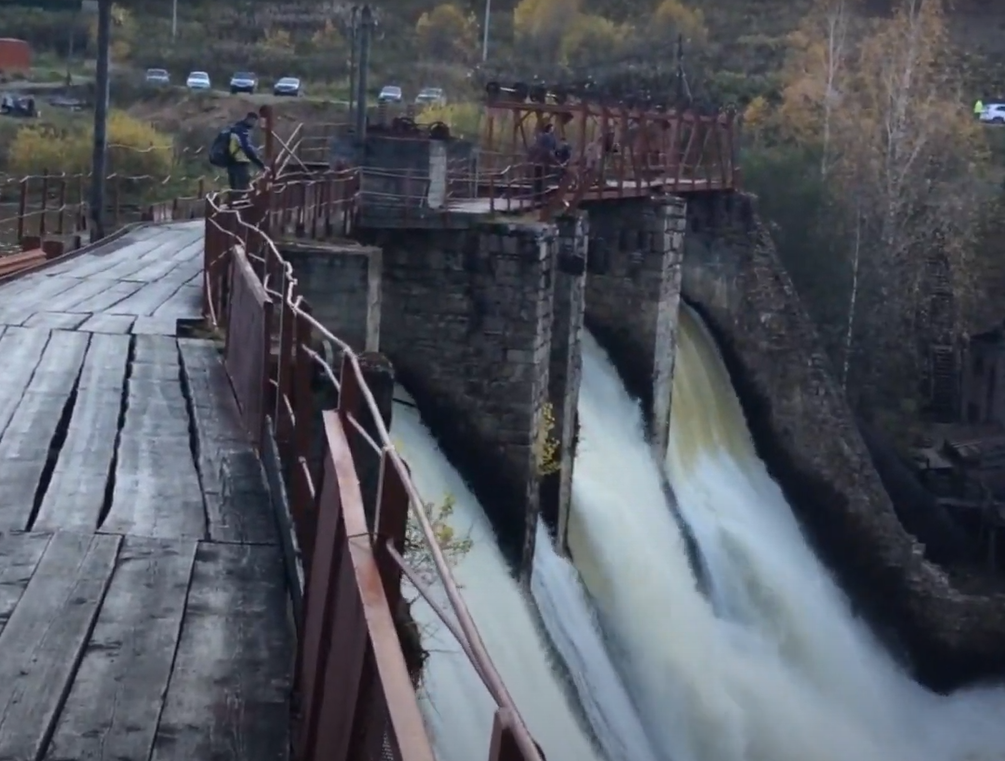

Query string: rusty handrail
202 168 546 760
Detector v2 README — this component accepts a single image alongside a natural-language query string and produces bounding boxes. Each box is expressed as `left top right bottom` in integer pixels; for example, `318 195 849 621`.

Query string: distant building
0 39 30 77
961 323 1005 424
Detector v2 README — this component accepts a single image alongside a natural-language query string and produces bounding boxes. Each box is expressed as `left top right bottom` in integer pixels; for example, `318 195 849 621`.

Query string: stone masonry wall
375 221 556 571
544 212 587 552
279 240 381 353
681 191 1005 690
583 196 686 457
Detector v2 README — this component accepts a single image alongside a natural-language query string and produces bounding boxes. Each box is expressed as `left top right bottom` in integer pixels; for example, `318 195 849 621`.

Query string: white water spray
392 393 627 761
567 309 1005 761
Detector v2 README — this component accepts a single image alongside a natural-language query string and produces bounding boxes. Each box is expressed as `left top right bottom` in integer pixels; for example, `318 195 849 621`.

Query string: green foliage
405 493 474 587
416 4 479 64
7 110 174 182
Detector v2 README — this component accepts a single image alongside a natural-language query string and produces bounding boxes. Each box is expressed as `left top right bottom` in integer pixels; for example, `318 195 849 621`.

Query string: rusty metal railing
203 161 548 759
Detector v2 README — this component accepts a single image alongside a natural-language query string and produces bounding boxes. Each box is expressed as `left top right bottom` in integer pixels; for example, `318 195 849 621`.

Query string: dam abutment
583 195 686 458
681 190 1005 689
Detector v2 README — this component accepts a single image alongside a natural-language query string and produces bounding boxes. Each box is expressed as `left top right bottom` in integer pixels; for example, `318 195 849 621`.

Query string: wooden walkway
0 222 292 761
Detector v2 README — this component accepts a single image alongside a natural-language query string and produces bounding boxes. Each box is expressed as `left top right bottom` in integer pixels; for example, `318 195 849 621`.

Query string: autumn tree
89 3 135 63
779 0 989 425
415 4 479 64
559 14 627 70
651 0 706 44
780 0 852 177
513 0 581 63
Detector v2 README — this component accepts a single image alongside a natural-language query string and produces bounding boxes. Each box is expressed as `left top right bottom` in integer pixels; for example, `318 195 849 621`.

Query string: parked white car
378 85 402 103
980 103 1005 124
186 71 211 91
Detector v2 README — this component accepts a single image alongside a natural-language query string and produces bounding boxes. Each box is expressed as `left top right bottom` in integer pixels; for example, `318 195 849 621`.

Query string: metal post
171 0 177 40
354 5 372 148
65 16 75 87
482 0 491 62
89 0 112 243
347 5 358 125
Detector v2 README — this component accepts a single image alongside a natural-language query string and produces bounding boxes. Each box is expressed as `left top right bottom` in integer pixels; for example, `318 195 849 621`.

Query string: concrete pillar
584 195 686 458
279 240 382 354
347 352 395 528
427 141 447 209
541 211 587 555
649 196 686 459
378 219 556 574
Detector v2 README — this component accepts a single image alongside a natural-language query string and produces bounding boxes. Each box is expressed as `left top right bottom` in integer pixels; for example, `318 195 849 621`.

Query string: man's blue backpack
208 128 231 167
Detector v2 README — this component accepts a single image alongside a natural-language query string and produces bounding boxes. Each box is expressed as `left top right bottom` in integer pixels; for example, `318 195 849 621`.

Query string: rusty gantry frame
480 80 739 219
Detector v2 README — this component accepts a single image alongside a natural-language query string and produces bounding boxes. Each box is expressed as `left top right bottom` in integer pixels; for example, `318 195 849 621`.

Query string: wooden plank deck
0 221 292 761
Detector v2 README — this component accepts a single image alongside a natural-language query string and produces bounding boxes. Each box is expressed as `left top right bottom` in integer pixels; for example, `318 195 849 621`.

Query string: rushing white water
568 308 1005 761
391 393 610 761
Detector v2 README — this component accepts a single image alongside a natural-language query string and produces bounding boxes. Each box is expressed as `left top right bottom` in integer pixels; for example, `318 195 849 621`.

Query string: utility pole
354 5 372 149
348 5 359 124
90 0 111 243
482 0 491 62
171 0 177 41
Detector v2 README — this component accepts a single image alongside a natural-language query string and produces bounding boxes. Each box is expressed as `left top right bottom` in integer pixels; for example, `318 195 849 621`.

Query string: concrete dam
286 185 1005 759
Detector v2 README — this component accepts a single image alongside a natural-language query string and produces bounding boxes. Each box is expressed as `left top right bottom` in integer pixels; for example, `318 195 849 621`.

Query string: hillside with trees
4 0 1005 443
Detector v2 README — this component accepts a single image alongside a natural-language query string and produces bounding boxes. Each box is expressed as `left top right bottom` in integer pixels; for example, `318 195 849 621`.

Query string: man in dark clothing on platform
227 111 267 192
531 123 558 200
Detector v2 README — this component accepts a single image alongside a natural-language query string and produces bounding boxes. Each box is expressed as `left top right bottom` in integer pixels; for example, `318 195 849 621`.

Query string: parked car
186 71 211 91
980 103 1005 124
378 85 402 103
273 76 302 97
0 93 38 118
144 68 170 86
229 71 258 94
414 87 445 107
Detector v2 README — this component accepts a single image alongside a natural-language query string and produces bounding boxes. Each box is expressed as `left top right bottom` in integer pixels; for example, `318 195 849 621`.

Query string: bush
7 111 175 183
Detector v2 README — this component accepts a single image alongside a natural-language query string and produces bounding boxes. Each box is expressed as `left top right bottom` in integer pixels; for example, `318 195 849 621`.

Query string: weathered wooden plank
131 316 180 336
78 313 137 334
34 395 122 533
0 310 26 326
109 277 187 316
0 327 51 434
150 543 291 761
77 333 131 391
153 284 202 320
0 331 90 530
0 275 82 312
45 278 117 313
134 334 181 367
103 341 204 538
0 533 52 635
0 532 121 761
43 537 197 761
23 312 89 330
71 280 143 314
39 230 164 277
31 334 127 531
88 236 192 282
180 340 275 544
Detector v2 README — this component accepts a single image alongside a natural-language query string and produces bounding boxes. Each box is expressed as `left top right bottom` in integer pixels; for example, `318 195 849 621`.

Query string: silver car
144 68 170 86
186 71 211 91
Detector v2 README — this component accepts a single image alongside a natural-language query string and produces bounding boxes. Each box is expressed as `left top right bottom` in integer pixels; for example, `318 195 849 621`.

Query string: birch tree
780 0 852 178
781 0 988 423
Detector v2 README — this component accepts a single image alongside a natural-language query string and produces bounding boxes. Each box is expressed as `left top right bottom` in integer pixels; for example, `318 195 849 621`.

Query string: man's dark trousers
227 162 252 191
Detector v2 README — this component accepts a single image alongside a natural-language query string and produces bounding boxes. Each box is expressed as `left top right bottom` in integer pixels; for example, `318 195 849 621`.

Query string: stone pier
375 220 563 572
278 239 381 353
542 212 588 554
583 196 686 456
